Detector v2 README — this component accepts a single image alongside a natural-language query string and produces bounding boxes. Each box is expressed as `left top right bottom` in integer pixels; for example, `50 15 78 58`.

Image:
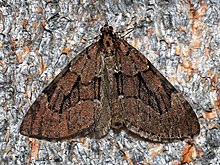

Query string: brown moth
20 24 200 142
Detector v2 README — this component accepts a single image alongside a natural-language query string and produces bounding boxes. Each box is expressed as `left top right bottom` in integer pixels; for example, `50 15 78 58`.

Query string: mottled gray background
0 0 220 164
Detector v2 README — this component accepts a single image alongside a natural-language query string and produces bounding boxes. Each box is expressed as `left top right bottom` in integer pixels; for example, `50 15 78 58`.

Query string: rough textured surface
0 0 219 164
20 24 200 142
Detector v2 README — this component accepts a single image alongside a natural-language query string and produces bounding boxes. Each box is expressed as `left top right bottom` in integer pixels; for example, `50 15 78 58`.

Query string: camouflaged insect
20 24 200 142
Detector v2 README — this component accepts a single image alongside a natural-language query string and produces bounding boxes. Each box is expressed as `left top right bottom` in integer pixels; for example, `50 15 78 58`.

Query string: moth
20 24 200 142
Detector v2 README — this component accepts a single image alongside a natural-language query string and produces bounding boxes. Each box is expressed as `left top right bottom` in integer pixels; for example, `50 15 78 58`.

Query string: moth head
100 24 114 35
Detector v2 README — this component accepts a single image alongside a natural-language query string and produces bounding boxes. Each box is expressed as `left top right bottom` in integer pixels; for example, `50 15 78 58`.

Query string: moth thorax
102 35 114 54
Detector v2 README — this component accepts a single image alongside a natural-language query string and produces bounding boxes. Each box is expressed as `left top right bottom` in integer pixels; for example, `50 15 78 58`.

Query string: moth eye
109 26 113 31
